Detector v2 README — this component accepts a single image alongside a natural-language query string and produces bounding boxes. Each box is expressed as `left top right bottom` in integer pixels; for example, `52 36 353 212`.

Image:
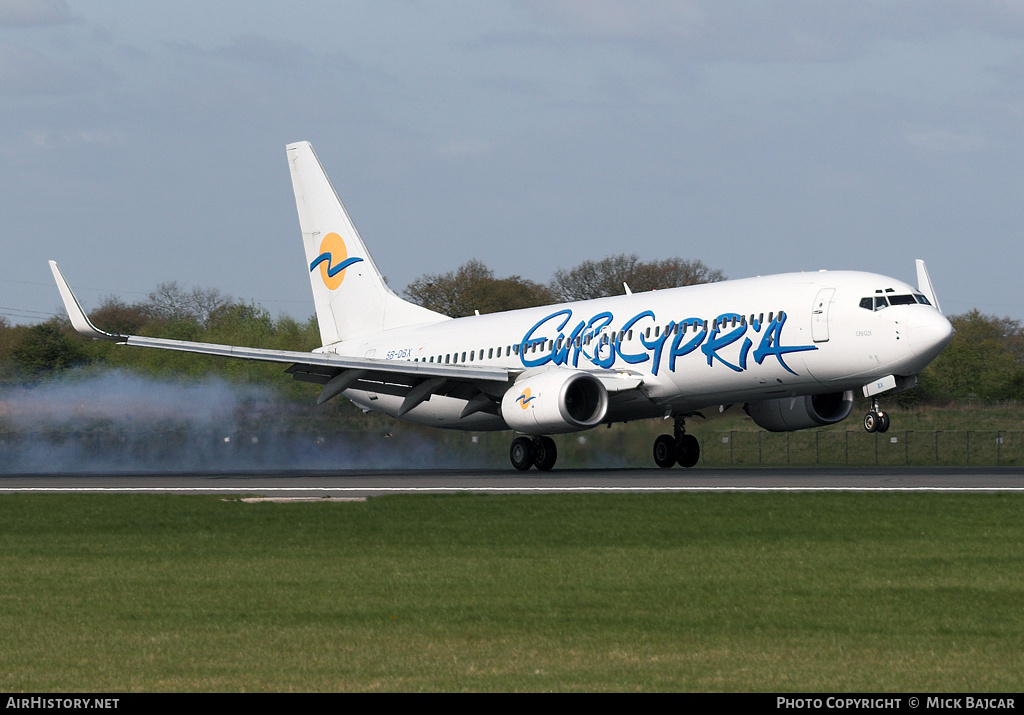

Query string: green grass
2 493 1023 692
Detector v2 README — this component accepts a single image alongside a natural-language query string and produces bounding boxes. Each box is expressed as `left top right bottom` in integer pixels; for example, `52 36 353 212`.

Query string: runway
2 466 1024 497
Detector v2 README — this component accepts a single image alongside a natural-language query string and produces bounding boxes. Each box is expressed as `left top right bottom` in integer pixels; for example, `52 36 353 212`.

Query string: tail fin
286 141 448 345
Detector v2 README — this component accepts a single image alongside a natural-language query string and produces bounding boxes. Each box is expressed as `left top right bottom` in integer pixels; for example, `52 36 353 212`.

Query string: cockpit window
888 294 917 306
861 293 929 310
859 296 889 311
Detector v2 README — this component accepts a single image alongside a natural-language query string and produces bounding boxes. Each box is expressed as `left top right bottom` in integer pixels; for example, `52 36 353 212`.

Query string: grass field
2 493 1022 692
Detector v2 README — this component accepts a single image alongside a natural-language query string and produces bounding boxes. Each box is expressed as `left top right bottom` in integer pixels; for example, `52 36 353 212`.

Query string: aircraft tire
863 411 878 433
653 434 677 468
677 434 701 468
877 411 890 433
510 436 534 471
533 436 557 471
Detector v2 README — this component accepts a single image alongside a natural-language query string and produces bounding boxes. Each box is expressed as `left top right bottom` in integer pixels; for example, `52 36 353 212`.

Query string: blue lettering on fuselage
519 309 816 375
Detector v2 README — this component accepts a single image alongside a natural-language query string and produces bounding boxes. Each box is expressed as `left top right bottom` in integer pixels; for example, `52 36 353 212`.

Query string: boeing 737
50 141 955 470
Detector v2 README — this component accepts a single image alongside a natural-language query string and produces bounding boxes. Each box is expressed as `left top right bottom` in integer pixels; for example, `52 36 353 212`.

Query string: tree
918 310 1024 401
550 254 725 302
405 259 555 317
8 318 88 377
90 296 150 335
143 282 230 328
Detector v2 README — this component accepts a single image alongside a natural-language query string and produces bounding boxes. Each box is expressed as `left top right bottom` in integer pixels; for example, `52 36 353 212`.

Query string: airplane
50 141 955 471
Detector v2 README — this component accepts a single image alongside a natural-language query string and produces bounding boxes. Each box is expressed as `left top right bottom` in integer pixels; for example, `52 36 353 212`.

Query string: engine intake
744 390 854 432
501 370 608 434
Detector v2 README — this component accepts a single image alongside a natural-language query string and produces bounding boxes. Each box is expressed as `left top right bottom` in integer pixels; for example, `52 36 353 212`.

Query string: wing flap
125 334 511 382
50 262 512 388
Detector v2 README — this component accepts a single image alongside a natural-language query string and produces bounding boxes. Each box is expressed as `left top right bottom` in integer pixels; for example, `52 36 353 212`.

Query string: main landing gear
510 435 557 471
863 397 890 433
653 416 700 468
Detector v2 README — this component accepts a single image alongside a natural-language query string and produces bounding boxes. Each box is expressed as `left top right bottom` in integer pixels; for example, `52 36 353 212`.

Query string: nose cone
908 309 954 365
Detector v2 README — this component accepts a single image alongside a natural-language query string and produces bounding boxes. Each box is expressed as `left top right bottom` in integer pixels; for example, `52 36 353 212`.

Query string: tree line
1 254 1022 405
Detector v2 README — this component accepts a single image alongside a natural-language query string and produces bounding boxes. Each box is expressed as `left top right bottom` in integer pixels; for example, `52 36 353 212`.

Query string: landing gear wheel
864 411 878 433
653 434 677 468
677 433 701 468
533 436 557 471
510 436 534 471
877 411 890 433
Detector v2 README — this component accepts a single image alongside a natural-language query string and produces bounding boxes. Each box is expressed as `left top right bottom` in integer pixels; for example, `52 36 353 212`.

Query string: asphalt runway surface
2 466 1024 497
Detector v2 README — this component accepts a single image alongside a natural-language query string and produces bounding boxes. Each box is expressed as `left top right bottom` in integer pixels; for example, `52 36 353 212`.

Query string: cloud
520 0 1024 62
526 0 706 42
166 33 315 69
0 0 74 27
0 41 83 95
213 33 313 66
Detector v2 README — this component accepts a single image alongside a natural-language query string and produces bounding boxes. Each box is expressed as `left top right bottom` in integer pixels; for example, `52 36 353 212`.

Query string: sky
2 0 1024 327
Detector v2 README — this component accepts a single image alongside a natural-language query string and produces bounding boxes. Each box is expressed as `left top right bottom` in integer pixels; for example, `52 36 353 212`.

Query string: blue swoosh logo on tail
310 253 363 277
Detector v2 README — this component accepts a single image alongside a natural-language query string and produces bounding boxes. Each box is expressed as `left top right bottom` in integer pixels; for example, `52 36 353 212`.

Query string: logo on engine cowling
516 388 536 409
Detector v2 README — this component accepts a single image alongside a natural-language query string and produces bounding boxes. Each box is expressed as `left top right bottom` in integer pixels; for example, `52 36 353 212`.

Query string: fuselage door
811 288 835 343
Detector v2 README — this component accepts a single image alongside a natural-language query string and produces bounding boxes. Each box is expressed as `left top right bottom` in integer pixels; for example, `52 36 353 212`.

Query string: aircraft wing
49 261 515 412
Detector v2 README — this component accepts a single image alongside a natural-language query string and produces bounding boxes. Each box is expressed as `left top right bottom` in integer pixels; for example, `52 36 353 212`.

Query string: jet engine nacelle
501 369 608 434
744 390 854 432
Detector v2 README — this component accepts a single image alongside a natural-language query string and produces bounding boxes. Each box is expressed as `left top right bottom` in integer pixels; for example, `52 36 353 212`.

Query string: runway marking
3 487 1024 493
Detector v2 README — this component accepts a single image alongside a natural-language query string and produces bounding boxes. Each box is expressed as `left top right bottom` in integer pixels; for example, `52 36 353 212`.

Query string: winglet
48 261 125 341
915 259 942 314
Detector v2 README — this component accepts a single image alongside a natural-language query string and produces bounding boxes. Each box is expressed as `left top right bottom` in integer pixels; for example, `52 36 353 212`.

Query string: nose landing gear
863 397 890 433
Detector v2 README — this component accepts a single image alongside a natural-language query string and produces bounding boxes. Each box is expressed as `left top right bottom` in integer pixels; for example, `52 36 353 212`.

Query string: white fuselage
318 269 953 431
